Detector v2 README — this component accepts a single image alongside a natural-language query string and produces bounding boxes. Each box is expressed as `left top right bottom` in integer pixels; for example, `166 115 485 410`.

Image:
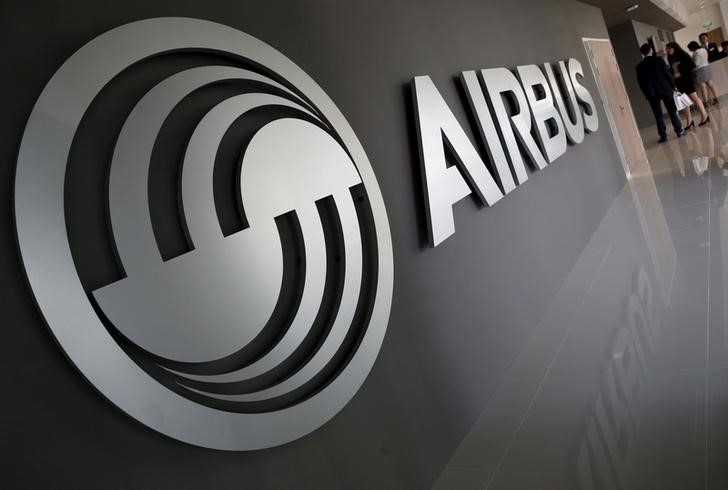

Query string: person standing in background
688 41 720 106
666 42 709 128
700 33 720 62
637 43 684 142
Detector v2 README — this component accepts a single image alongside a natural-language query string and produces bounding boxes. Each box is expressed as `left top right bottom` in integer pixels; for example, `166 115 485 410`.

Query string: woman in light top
688 40 719 106
666 42 709 128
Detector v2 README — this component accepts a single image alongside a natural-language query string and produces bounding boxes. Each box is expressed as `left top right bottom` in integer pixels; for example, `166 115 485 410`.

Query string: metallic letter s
568 58 599 133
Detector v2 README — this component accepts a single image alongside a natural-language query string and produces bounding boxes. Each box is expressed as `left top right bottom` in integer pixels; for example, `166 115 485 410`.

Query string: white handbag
674 92 693 111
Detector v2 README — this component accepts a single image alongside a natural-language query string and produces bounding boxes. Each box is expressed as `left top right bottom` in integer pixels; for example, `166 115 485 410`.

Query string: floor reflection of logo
15 18 393 450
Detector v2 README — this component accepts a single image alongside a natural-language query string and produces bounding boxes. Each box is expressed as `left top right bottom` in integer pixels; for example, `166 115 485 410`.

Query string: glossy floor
432 103 728 490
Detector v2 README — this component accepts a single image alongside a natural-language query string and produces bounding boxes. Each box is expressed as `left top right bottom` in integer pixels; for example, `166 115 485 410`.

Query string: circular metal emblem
15 17 393 450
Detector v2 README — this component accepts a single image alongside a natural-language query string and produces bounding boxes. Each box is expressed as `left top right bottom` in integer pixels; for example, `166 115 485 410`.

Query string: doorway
583 38 648 178
706 26 725 45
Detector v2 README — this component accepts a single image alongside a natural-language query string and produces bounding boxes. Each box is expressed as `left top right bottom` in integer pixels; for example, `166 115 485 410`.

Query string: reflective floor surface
432 102 728 489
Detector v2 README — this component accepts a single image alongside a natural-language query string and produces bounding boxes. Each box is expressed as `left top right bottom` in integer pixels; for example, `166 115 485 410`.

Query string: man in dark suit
636 44 684 142
700 33 720 62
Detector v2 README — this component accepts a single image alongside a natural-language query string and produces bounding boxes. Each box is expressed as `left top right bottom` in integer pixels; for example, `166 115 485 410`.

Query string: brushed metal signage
412 59 599 247
15 17 393 450
15 15 603 452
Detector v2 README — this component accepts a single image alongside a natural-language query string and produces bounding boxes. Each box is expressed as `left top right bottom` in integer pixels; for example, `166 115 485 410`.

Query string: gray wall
570 0 611 39
0 1 625 489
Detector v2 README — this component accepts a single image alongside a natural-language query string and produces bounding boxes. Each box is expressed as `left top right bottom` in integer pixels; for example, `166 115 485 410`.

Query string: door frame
584 39 676 303
582 37 643 179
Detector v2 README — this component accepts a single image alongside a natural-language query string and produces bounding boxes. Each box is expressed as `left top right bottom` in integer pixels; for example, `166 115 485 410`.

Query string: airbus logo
413 59 599 246
15 17 393 450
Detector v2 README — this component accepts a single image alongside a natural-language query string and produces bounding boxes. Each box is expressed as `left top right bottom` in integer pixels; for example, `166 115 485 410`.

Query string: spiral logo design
15 18 393 450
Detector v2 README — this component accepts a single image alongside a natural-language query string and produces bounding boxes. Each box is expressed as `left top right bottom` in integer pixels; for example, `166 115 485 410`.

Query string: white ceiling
582 0 720 28
681 0 721 15
581 0 687 29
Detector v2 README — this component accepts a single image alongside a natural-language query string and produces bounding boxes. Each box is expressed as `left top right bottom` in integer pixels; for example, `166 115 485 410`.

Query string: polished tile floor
432 102 728 489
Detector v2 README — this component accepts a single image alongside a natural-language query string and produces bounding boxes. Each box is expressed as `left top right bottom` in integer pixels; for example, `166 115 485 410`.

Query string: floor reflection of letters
575 268 658 490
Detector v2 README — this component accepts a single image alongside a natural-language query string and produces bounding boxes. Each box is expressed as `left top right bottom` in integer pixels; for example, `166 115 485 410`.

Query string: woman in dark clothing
666 41 709 128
